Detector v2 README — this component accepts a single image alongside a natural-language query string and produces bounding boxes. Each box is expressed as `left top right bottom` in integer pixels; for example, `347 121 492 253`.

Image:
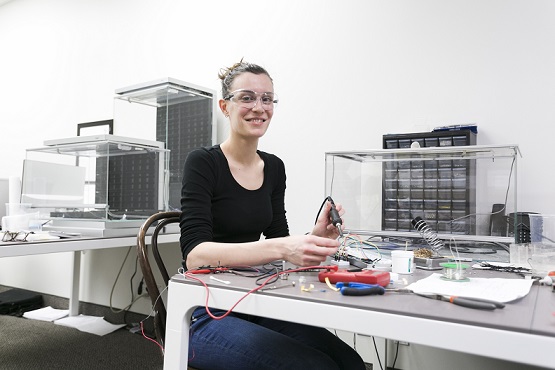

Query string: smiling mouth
247 118 266 123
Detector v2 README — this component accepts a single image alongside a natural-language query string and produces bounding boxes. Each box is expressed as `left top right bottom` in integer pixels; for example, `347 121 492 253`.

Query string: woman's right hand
282 234 339 267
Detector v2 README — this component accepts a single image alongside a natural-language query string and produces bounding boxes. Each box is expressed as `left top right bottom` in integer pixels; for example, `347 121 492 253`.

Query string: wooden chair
136 210 181 349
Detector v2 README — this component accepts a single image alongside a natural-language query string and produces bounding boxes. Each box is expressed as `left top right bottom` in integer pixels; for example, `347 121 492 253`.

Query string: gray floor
0 286 374 370
0 286 163 370
0 314 164 370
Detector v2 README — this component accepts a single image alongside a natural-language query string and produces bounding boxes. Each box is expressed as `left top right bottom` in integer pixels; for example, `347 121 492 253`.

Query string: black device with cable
490 203 507 237
315 196 343 236
0 288 43 317
508 212 537 244
329 198 344 237
315 196 347 265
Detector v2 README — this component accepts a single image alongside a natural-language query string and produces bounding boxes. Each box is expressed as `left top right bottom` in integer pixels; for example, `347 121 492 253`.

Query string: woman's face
220 72 275 140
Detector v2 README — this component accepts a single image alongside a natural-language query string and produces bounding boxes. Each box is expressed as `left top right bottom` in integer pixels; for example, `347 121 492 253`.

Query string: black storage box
0 288 43 317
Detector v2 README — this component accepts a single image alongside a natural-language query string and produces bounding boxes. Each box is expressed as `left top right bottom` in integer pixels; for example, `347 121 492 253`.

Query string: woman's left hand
311 200 345 239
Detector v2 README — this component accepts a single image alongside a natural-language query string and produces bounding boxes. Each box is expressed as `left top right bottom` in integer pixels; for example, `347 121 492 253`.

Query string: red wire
183 265 334 320
138 266 336 353
140 321 164 354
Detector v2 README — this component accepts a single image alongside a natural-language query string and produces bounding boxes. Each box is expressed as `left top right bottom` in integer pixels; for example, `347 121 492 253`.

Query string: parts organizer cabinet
325 144 520 245
382 130 477 235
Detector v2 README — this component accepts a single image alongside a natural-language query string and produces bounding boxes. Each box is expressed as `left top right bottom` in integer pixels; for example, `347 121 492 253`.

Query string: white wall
0 1 553 369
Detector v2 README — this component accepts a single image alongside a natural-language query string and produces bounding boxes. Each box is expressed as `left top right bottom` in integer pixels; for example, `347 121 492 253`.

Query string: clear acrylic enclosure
23 136 169 221
325 145 521 247
114 78 216 210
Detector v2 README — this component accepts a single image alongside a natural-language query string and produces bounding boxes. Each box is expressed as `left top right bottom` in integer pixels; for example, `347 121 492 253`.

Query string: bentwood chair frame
136 210 181 348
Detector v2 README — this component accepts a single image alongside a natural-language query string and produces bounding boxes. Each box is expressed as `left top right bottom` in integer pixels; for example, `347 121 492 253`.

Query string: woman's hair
218 59 273 98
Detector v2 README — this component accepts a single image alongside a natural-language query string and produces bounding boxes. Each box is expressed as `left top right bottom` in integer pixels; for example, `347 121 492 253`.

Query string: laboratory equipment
114 78 216 210
325 144 521 264
23 135 169 236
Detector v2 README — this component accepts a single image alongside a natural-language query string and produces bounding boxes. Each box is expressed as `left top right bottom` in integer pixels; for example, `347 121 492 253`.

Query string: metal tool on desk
336 282 385 296
260 281 296 292
386 288 505 310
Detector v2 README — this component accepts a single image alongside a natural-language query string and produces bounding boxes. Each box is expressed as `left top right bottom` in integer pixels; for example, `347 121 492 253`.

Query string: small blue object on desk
336 282 385 296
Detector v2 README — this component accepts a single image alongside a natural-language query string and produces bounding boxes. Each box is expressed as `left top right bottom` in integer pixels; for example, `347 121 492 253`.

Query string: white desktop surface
0 233 180 315
164 269 555 369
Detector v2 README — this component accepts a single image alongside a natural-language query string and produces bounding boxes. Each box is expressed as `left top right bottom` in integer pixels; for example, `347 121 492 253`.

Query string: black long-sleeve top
179 145 290 264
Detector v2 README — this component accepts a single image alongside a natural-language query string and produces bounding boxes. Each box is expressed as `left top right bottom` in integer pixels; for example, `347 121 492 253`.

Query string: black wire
329 155 336 198
217 263 281 286
255 266 279 286
130 255 139 296
392 341 400 369
314 196 332 225
227 266 269 277
372 336 384 370
267 260 284 270
122 255 141 326
447 156 516 228
486 241 511 252
189 264 281 286
479 262 530 273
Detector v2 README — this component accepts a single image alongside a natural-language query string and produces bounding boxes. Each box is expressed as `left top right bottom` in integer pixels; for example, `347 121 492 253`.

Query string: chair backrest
136 210 181 347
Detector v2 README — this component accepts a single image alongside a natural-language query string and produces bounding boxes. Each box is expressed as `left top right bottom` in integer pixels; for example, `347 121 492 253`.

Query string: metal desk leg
69 250 81 316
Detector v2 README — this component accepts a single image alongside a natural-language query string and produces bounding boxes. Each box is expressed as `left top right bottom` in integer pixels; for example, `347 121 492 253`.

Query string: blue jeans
188 307 366 370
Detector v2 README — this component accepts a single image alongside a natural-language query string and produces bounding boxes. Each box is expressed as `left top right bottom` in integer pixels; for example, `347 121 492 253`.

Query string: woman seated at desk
179 60 366 370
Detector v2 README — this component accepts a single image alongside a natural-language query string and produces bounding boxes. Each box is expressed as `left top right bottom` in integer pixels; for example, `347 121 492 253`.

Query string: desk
164 269 555 369
0 233 179 315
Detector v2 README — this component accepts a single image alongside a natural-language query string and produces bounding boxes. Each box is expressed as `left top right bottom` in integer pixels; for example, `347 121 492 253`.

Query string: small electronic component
259 281 296 292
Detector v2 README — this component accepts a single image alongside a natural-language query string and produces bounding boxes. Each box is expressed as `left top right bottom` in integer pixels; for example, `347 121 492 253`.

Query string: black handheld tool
336 282 385 296
328 197 343 237
386 289 504 310
433 295 504 310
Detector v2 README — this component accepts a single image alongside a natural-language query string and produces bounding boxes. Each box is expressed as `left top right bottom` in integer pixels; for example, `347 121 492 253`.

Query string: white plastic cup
529 214 555 244
5 203 31 216
3 203 37 232
391 250 415 274
529 214 555 274
2 214 33 232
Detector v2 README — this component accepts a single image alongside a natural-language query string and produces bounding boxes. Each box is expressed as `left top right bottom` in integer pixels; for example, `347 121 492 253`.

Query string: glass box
325 145 521 248
23 135 169 224
114 78 217 210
